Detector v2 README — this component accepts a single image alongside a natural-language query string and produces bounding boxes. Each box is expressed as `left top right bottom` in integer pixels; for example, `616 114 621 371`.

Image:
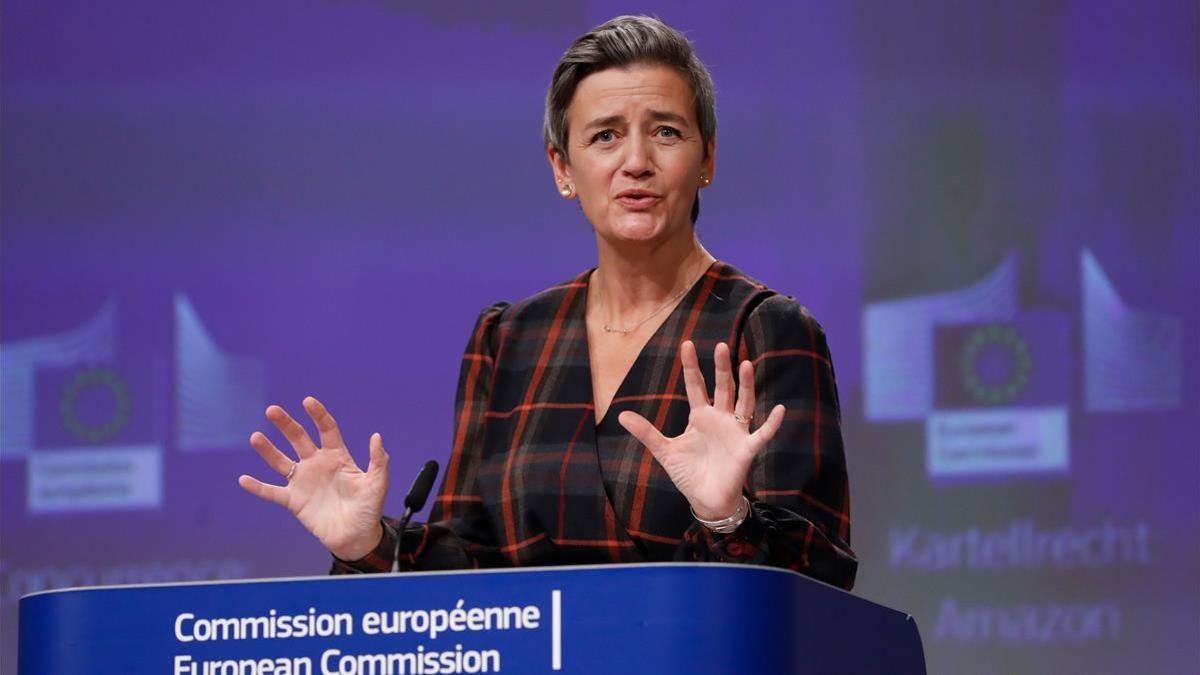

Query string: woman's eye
657 126 680 138
593 130 615 143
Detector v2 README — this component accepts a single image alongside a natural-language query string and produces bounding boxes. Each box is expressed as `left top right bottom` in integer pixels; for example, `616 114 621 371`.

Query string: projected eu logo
59 368 132 443
928 314 1071 478
31 358 165 514
863 249 1181 481
954 325 1032 406
1 295 267 515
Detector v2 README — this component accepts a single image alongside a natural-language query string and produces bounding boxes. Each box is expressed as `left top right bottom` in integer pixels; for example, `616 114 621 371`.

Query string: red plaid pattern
332 261 857 590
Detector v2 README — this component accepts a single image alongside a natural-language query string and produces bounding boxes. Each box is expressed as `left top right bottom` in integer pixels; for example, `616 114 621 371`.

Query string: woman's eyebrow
646 110 690 127
582 114 626 132
581 110 691 132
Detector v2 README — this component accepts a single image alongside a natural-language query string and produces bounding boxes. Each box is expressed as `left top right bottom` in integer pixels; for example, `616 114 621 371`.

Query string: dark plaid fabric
331 261 857 590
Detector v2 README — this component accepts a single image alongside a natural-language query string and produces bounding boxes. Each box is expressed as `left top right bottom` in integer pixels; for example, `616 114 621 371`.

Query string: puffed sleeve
677 294 858 590
331 302 510 573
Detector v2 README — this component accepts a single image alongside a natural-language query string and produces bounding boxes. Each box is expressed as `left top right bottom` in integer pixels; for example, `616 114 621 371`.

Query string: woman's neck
589 229 715 323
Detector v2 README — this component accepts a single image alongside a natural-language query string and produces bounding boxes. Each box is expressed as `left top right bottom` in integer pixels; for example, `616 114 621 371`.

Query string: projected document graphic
175 294 268 452
1081 250 1182 413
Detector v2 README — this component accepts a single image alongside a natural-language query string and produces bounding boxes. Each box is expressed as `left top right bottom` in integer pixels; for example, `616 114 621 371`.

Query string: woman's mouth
616 189 661 210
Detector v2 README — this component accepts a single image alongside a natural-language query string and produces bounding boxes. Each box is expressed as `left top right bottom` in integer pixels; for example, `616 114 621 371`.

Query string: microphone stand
391 460 439 573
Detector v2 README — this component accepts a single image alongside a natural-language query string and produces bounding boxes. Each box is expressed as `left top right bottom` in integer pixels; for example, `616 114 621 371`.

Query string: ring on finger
733 412 752 425
285 462 297 482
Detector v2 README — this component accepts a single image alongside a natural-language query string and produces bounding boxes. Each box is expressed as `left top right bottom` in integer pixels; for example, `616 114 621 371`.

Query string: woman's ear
701 134 716 187
547 144 575 198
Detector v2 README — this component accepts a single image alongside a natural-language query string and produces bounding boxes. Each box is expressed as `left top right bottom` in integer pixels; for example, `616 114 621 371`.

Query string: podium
20 562 925 674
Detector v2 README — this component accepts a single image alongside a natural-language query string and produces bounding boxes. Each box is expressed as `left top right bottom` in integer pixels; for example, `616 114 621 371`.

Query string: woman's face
549 62 715 245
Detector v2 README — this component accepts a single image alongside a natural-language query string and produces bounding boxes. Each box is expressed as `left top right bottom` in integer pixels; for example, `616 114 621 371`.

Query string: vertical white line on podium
551 589 562 670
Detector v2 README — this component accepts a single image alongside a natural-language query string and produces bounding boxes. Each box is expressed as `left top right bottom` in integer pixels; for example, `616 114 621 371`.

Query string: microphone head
404 460 440 512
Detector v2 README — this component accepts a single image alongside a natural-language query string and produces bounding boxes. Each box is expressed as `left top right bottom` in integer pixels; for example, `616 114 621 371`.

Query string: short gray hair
543 16 717 223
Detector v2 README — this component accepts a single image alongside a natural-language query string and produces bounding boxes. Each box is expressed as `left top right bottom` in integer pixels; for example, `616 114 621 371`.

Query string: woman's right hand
237 396 390 562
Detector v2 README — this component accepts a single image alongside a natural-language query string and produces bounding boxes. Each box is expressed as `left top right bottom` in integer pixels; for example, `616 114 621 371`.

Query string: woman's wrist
330 521 385 563
691 496 750 534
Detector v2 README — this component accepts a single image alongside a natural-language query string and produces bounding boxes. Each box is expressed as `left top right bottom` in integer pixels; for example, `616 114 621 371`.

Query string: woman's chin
604 213 667 242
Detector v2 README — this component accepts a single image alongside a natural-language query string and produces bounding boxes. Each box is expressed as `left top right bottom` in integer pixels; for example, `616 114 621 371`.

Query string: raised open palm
618 340 784 521
237 396 389 561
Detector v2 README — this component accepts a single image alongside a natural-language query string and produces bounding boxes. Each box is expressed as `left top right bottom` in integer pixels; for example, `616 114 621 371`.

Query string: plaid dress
332 261 857 590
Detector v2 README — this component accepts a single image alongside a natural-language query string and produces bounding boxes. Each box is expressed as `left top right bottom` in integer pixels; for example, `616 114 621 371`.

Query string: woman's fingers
266 405 318 459
617 410 669 456
734 359 756 421
303 396 347 451
749 404 786 452
712 342 735 411
366 432 390 479
249 431 294 477
237 474 289 507
679 340 711 409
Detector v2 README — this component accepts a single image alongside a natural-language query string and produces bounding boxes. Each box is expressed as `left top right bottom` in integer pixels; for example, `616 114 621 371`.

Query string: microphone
392 460 439 572
404 460 440 516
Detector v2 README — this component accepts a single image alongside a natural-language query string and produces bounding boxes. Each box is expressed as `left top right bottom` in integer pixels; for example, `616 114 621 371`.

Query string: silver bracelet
691 496 751 534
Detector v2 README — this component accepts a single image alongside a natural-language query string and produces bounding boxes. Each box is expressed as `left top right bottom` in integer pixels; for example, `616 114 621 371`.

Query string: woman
238 15 857 590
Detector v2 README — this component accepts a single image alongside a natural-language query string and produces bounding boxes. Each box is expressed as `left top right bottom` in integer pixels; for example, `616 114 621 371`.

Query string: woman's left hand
618 340 785 521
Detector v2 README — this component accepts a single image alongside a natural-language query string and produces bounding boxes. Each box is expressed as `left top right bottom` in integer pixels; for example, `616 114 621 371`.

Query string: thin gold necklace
597 261 710 336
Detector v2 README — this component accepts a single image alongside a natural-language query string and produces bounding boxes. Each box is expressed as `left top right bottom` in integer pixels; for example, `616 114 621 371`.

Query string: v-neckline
579 260 721 429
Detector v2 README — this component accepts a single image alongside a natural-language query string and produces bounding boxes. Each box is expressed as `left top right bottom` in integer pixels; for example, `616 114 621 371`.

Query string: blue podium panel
20 562 925 674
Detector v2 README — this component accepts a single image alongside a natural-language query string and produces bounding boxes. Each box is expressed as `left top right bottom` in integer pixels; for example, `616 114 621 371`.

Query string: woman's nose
620 135 654 178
